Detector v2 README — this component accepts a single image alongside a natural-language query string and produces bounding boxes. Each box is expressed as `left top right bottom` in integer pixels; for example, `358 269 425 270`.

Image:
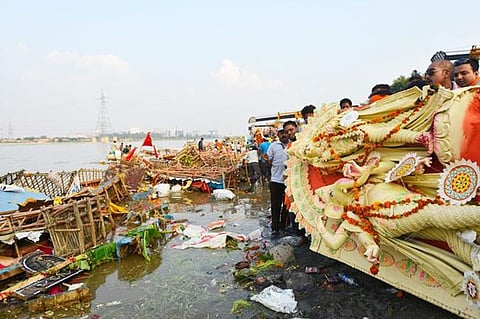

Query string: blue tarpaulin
0 190 50 212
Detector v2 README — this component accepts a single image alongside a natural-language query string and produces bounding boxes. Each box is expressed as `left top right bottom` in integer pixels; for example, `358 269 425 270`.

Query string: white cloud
212 59 282 89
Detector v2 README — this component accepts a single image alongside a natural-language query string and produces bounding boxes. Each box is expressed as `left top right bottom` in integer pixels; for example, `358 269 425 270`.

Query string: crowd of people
246 55 480 243
246 111 311 242
340 56 480 111
109 139 134 159
197 137 247 154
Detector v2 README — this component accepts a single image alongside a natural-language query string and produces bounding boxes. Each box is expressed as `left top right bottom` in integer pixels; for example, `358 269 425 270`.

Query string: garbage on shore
250 285 298 314
0 133 249 314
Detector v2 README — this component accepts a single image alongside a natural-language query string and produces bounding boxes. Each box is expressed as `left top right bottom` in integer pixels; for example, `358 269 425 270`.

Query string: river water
0 142 460 319
0 140 190 175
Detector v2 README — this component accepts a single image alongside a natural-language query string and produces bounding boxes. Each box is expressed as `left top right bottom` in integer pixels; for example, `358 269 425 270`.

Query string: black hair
454 58 479 72
339 98 352 109
283 120 297 128
300 105 316 118
369 84 392 98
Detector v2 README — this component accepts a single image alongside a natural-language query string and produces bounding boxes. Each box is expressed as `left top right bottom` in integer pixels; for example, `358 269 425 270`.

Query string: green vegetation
391 75 409 93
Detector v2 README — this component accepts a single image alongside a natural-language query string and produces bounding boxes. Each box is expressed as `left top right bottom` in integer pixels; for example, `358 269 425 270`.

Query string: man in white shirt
266 129 289 237
245 145 261 191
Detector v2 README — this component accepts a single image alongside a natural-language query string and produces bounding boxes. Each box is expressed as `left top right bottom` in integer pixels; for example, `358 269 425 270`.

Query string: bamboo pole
72 201 85 253
86 198 97 246
28 287 91 312
97 196 107 239
112 182 122 202
8 216 22 258
244 160 251 186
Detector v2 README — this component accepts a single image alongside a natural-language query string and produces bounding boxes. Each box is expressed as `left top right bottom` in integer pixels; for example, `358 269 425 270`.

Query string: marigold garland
341 196 447 244
352 181 360 202
311 86 437 171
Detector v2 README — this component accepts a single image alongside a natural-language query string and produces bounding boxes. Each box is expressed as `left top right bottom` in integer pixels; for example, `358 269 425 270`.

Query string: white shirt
245 150 259 163
266 141 288 184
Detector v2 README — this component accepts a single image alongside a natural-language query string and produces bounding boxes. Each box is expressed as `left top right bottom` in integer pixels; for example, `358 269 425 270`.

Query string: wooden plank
72 202 85 253
27 287 91 312
0 264 23 281
0 258 75 300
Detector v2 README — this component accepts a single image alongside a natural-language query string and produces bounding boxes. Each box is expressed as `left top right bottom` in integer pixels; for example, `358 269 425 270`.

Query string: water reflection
0 187 461 319
117 253 162 282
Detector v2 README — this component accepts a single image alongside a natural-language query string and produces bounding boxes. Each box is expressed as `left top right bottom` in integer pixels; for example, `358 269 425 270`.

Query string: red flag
142 132 153 147
153 145 159 158
125 146 138 161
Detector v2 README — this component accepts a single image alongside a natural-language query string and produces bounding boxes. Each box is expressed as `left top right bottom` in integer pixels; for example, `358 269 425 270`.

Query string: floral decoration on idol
384 152 419 183
438 159 480 205
463 271 480 309
339 110 359 127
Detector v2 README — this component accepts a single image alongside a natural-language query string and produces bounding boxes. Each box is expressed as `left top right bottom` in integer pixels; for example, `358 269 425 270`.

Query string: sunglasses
425 68 442 77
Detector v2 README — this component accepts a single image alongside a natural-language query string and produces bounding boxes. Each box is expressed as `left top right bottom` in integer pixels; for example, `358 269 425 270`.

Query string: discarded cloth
172 223 249 249
172 231 247 249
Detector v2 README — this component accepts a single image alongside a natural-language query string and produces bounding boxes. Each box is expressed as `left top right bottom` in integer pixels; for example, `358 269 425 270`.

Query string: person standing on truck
425 60 457 89
300 105 316 124
454 58 480 87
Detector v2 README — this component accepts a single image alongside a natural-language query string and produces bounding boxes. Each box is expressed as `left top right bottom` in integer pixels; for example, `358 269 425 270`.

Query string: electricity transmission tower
95 90 113 138
7 122 13 139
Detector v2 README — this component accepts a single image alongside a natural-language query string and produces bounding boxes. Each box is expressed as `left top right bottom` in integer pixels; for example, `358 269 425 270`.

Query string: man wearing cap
266 129 289 238
425 60 457 89
454 58 480 88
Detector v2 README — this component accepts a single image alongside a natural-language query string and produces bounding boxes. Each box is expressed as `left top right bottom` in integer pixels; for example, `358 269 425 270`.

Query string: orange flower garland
352 181 360 202
342 196 447 244
311 86 437 171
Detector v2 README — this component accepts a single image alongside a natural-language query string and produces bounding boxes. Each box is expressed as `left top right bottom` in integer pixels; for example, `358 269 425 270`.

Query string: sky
1 1 478 138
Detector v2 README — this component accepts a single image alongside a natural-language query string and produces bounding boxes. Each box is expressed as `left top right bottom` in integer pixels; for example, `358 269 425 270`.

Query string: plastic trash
324 274 342 284
0 184 25 192
212 189 236 200
154 183 171 197
246 228 263 241
304 266 327 274
337 273 359 287
250 285 298 313
170 184 182 193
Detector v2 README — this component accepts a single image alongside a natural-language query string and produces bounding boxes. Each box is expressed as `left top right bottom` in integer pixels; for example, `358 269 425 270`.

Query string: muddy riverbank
1 186 460 319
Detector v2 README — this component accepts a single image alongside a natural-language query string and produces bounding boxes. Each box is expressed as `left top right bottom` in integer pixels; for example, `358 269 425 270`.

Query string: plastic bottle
337 273 359 287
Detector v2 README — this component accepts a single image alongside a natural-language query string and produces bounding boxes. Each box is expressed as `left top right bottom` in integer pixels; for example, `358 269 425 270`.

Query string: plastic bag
250 285 298 313
212 189 235 200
